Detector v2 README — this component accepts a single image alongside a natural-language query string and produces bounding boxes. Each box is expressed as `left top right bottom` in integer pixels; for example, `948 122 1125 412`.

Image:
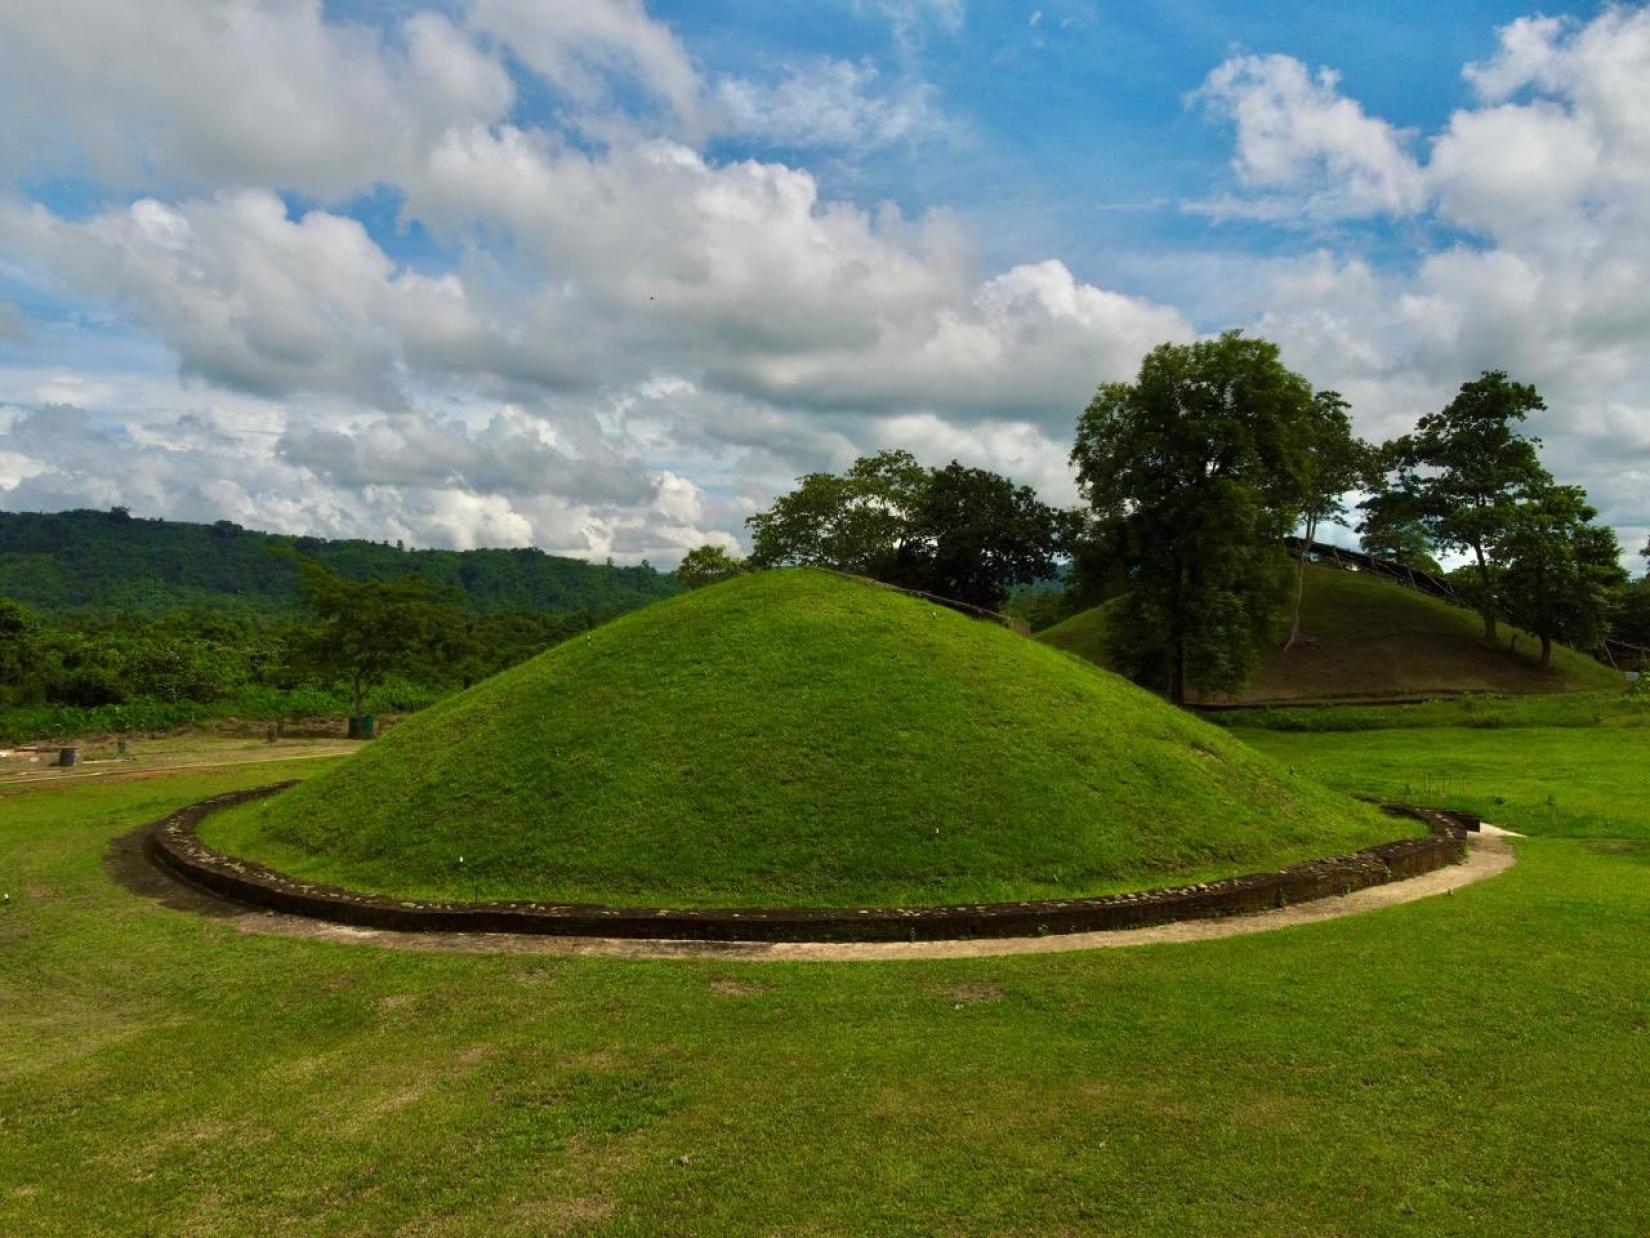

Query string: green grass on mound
1039 564 1622 704
203 569 1400 908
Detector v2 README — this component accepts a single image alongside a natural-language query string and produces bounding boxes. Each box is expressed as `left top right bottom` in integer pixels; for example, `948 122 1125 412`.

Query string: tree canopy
286 556 464 719
1370 372 1553 643
676 545 748 590
1497 484 1625 666
746 451 1069 609
1071 332 1315 703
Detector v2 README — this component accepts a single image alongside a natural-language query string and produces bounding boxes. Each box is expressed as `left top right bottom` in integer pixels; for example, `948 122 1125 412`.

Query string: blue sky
0 1 1645 562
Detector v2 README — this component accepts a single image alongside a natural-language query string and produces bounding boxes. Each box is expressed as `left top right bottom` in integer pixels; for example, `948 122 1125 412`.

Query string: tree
1385 372 1553 644
1071 332 1314 704
676 545 748 590
747 450 928 579
1497 485 1626 666
285 555 459 726
905 463 1072 609
746 451 1068 610
1284 390 1369 649
1355 507 1443 574
0 598 40 703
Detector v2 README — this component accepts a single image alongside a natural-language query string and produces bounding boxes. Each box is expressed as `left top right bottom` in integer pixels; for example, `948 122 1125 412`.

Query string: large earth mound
1038 563 1622 705
204 569 1405 908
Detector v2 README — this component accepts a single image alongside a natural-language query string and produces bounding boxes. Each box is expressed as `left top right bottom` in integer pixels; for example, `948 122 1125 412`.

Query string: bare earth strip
129 827 1518 964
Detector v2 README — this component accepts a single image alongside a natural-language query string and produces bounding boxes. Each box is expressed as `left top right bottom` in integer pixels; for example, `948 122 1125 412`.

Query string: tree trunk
1540 634 1552 667
1170 652 1185 707
1472 543 1498 645
1283 516 1314 650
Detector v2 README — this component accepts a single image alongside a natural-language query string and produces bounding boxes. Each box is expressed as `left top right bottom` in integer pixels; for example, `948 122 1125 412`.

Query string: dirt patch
938 981 1005 1005
709 978 767 997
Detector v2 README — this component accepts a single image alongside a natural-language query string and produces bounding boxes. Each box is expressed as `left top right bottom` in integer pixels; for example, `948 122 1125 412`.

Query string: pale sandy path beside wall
188 829 1518 964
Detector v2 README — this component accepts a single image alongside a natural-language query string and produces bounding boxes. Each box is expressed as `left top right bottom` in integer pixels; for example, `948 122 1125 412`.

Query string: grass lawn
1236 719 1650 842
204 570 1396 909
4 745 1650 1233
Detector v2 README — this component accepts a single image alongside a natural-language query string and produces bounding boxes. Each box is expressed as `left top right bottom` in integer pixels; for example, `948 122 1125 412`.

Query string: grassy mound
1039 564 1622 705
204 569 1403 908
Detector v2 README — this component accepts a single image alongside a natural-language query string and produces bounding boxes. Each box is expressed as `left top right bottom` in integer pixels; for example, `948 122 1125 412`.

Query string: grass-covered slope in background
1038 564 1621 704
204 569 1401 908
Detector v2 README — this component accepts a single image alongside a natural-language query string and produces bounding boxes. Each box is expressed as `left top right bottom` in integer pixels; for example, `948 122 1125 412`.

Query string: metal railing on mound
1283 535 1645 672
1282 536 1460 603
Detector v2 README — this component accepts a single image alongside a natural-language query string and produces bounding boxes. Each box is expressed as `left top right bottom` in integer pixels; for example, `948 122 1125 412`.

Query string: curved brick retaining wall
146 783 1476 943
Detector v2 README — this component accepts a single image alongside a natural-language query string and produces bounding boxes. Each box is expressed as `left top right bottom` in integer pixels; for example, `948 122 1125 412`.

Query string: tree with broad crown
282 554 462 723
1497 484 1626 667
746 451 1068 610
1382 371 1553 645
676 545 748 590
905 462 1073 610
1283 389 1370 650
1071 332 1315 705
746 450 928 581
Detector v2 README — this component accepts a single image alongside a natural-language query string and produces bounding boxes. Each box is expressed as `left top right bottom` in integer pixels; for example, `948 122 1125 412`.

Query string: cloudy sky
1 1 1647 565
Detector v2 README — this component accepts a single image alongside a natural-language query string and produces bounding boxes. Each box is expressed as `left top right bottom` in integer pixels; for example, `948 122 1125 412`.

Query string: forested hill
0 509 682 618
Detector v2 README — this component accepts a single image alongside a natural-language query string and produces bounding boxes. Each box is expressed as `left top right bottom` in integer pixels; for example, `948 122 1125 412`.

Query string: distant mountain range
0 508 681 618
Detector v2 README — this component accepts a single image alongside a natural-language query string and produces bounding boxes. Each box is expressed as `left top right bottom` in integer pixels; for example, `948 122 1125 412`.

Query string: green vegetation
0 510 681 743
1237 716 1650 843
674 544 748 590
1039 564 1622 704
0 594 591 744
0 507 679 619
747 451 1071 609
1070 333 1318 703
1284 388 1368 649
203 570 1398 908
7 741 1650 1232
1215 688 1646 734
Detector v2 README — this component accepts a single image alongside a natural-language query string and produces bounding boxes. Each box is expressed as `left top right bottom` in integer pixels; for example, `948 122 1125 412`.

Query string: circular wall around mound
200 570 1419 910
151 784 1474 943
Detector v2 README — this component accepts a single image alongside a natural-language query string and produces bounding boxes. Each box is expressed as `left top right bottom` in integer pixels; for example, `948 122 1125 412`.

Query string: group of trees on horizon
683 332 1647 705
5 334 1650 727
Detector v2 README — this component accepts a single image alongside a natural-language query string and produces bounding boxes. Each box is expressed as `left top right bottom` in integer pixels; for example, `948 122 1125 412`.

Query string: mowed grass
1237 717 1650 842
5 751 1650 1233
1039 564 1621 703
204 569 1398 908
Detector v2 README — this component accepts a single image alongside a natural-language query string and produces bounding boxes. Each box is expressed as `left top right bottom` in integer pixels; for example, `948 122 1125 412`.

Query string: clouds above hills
0 1 1647 561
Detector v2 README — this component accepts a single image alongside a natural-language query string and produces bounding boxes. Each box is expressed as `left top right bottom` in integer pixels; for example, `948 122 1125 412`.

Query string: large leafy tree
1497 485 1626 666
1284 390 1369 649
746 450 928 581
286 555 461 723
1383 372 1553 643
1071 332 1315 704
906 463 1072 609
746 452 1068 609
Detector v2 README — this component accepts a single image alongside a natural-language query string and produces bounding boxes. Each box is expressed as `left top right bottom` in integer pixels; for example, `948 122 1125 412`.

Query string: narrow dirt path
1 746 357 788
117 827 1519 964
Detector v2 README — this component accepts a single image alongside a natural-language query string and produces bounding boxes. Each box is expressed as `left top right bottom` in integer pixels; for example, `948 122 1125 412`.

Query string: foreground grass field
206 570 1396 908
4 742 1650 1234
